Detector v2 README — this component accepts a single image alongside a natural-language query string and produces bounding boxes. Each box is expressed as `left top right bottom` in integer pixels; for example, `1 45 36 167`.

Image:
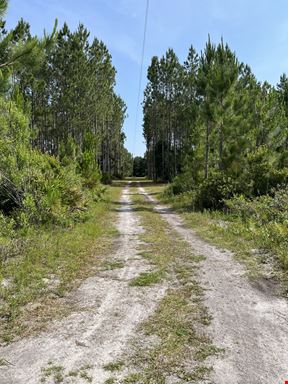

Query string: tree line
12 20 132 179
143 38 288 208
0 0 131 229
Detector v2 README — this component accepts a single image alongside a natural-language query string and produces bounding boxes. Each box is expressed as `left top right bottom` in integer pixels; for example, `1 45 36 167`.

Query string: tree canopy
143 39 288 208
0 0 131 228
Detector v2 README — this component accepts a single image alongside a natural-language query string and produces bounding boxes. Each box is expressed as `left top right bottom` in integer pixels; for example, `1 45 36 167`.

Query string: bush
167 172 237 211
194 173 237 210
0 213 16 238
225 187 288 225
0 97 91 231
0 151 88 228
101 173 113 185
268 168 288 191
243 146 288 196
165 174 194 196
224 187 288 269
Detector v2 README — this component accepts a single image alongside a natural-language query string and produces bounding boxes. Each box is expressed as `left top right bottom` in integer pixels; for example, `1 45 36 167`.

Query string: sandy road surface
0 184 166 384
1 182 288 384
139 185 288 384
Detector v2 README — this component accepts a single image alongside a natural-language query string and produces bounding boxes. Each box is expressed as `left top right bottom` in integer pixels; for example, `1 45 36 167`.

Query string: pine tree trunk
174 131 177 178
153 135 156 181
205 119 210 179
218 121 224 170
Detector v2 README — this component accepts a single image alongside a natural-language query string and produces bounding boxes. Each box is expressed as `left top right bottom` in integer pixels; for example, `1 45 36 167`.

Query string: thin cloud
109 32 141 64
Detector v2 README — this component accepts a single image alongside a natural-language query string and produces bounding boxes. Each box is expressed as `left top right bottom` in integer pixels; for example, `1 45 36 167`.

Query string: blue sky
5 0 288 155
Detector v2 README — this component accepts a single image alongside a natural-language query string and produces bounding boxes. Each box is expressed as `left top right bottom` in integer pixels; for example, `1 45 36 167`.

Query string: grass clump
123 373 142 383
41 362 93 383
103 360 125 372
132 283 219 383
129 187 184 274
104 379 116 384
41 363 65 383
129 271 163 287
225 190 288 272
102 261 125 271
0 358 13 366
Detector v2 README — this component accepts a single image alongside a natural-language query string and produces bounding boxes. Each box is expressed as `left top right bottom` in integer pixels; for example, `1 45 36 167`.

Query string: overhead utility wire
132 0 150 157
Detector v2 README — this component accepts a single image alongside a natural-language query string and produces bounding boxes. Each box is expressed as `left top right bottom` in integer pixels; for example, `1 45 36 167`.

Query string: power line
132 0 149 157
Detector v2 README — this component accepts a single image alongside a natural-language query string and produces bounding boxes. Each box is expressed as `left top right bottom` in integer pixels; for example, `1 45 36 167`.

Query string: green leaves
0 0 8 19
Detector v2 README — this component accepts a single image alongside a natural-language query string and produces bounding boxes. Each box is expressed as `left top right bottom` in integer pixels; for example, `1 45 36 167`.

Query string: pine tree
143 36 288 201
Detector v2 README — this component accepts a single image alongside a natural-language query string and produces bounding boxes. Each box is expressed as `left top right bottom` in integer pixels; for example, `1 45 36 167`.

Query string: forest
0 0 133 233
143 40 288 206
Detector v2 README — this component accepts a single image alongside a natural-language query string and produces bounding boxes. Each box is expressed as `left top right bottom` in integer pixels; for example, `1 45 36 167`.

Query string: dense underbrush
0 97 104 239
0 96 118 341
225 189 288 270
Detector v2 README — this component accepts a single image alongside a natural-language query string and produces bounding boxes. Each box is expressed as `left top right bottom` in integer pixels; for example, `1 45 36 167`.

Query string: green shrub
165 174 194 196
225 187 288 224
0 97 93 231
167 172 237 211
243 146 288 196
101 173 113 185
0 213 16 239
225 187 288 269
268 167 288 191
168 145 288 211
194 173 237 210
0 150 88 228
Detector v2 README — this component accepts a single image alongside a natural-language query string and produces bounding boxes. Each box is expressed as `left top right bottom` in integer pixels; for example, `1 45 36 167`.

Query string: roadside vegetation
171 190 288 286
145 183 288 290
0 0 287 374
0 184 122 343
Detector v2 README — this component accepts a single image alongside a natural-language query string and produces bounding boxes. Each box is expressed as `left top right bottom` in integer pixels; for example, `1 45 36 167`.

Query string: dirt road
1 182 288 383
139 185 288 384
0 184 166 383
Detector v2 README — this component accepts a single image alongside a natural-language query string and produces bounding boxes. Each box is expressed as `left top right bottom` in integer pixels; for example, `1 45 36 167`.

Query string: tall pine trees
143 37 288 206
11 22 129 181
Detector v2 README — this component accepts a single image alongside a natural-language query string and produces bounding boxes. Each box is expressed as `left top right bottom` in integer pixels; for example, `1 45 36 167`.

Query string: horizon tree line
143 38 288 203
